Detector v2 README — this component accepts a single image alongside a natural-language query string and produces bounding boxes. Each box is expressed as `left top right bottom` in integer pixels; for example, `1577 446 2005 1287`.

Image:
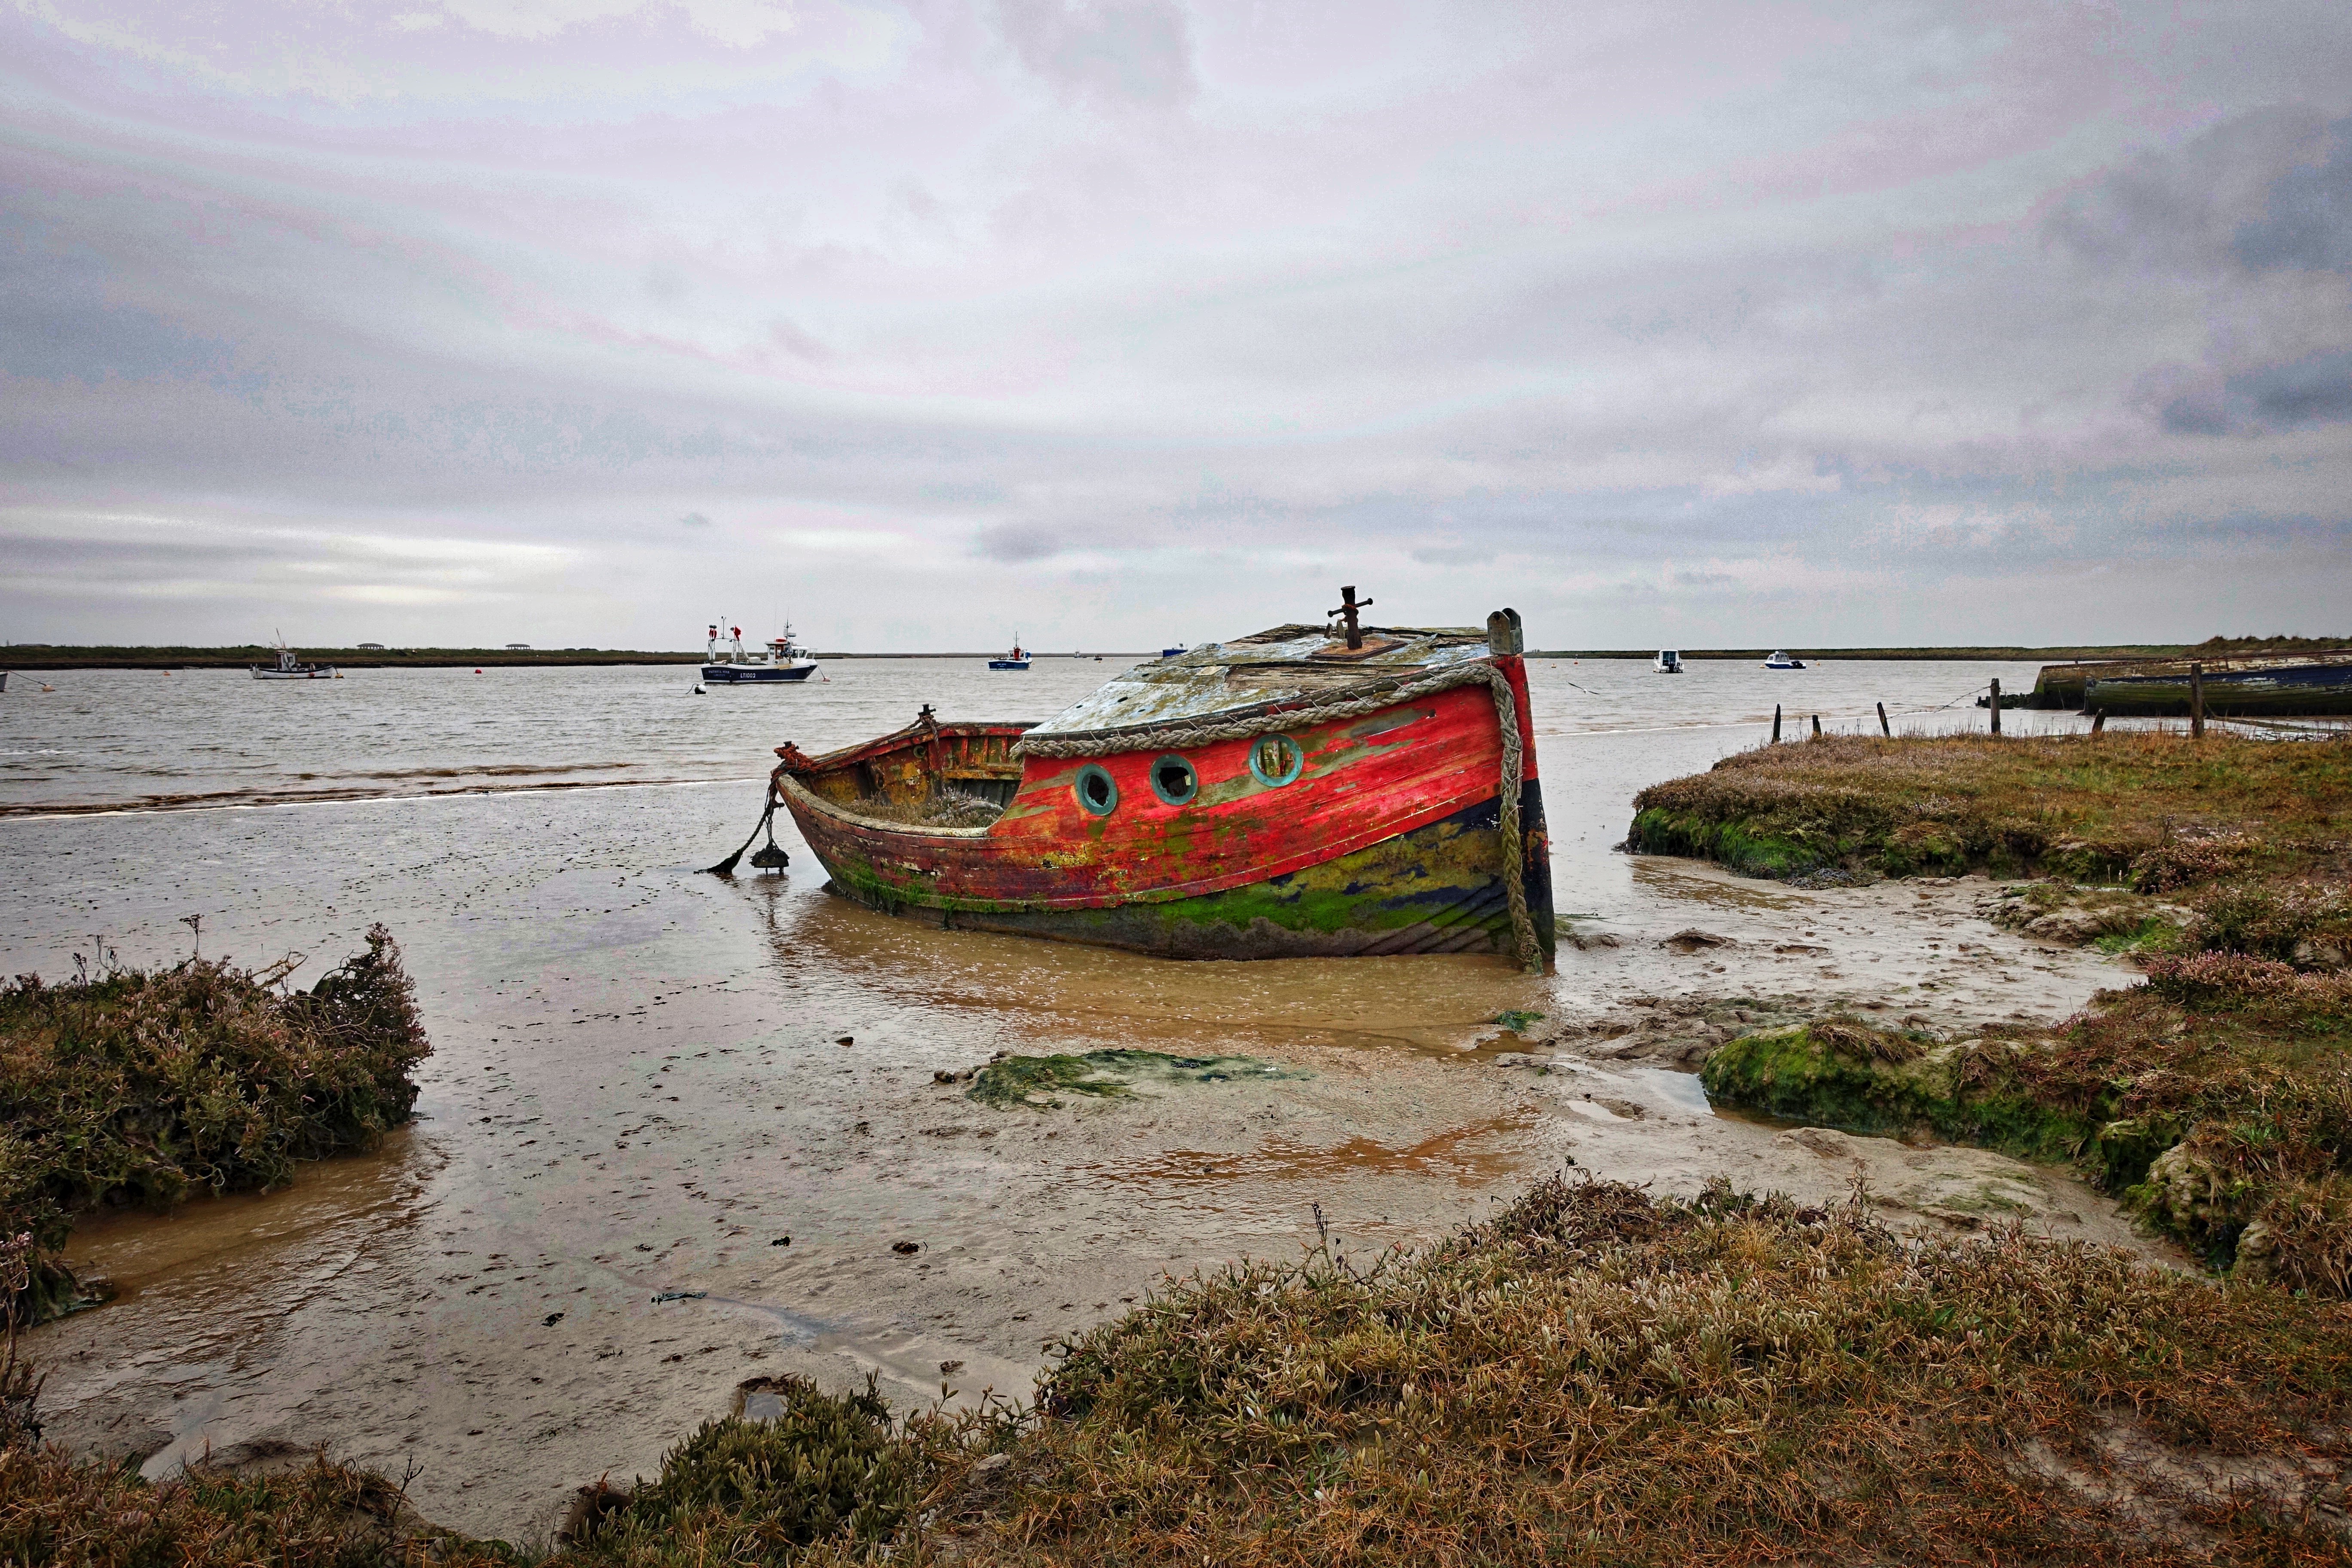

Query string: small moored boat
1654 649 1684 674
758 597 1552 968
704 622 818 684
1761 650 1806 670
989 639 1032 671
252 640 337 680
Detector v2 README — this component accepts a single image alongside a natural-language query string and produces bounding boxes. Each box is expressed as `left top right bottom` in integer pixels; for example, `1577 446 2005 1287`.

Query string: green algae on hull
968 1049 1304 1110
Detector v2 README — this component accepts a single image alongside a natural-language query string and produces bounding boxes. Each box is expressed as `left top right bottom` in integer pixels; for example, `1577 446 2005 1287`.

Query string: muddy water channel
1 657 2163 1537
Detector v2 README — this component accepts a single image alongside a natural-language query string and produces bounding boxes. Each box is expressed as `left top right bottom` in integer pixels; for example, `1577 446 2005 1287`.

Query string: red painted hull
774 655 1550 961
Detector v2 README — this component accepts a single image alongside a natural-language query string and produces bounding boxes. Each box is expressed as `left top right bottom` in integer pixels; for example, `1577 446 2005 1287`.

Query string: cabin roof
1028 624 1494 736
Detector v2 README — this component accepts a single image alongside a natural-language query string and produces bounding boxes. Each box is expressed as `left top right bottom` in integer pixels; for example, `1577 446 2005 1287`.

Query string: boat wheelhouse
759 602 1552 968
704 622 818 683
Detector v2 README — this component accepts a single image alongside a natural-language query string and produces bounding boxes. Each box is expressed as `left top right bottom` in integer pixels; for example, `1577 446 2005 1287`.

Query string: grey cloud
2233 350 2352 429
2144 351 2352 434
2044 106 2336 277
680 511 712 526
2234 120 2352 273
995 0 1195 107
972 523 1068 562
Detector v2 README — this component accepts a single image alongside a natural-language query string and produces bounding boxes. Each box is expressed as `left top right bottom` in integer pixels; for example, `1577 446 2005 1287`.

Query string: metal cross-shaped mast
1330 585 1374 649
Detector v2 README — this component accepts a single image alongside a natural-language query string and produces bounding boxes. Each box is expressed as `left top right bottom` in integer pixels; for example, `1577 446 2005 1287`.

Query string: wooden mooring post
1772 704 1782 743
1877 701 1890 737
2190 662 2205 738
1989 677 2001 735
1811 714 1822 738
2091 710 2107 734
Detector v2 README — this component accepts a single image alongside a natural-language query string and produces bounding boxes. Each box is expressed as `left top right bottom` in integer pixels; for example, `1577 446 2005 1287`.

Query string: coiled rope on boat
1013 661 1544 974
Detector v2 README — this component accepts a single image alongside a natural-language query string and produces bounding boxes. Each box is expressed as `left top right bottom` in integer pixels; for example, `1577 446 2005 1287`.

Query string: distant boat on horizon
989 637 1032 671
1762 651 1807 670
1654 649 1684 673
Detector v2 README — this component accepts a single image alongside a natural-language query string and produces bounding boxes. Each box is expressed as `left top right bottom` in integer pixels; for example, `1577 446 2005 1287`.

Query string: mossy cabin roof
1028 624 1494 737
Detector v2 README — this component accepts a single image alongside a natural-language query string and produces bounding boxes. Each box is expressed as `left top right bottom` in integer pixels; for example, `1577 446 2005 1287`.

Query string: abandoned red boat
753 601 1553 969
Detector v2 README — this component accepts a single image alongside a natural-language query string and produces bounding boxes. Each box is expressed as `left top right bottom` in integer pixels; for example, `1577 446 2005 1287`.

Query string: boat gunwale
793 719 1035 774
775 772 1000 840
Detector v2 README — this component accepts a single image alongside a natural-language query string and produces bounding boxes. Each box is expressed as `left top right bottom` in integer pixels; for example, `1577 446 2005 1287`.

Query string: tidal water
0 653 2116 1533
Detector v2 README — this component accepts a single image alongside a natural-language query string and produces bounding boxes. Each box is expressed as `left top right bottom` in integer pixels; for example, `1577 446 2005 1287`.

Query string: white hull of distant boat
1654 649 1684 674
1761 650 1807 670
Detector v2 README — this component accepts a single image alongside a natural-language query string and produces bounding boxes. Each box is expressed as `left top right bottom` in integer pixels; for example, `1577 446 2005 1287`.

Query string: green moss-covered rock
1703 1023 2104 1167
1701 1024 1952 1136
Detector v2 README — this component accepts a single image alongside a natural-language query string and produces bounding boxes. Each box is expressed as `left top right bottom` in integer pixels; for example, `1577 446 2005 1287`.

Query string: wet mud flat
1 723 2171 1541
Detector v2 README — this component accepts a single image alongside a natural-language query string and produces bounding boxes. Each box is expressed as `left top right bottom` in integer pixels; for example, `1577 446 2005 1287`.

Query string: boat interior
790 718 1030 827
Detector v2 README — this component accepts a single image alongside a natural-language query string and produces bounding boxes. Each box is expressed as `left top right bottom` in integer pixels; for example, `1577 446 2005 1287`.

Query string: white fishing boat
1761 650 1807 670
703 622 818 684
1654 649 1684 673
251 639 338 680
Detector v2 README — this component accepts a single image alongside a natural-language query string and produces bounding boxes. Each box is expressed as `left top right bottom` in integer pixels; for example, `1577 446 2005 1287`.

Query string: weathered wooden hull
2084 663 2352 717
775 661 1552 962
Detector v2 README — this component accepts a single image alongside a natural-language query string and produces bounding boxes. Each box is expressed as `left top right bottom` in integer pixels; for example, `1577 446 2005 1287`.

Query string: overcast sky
4 1 2350 651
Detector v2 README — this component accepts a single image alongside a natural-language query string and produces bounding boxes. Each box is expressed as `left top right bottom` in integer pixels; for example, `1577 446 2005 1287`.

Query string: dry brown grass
1627 732 2351 882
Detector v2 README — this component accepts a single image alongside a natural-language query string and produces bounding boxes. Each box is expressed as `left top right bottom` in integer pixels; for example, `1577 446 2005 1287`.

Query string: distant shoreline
1 641 2338 671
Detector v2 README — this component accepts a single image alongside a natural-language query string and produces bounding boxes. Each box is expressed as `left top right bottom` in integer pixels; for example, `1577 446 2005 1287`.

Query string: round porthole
1149 754 1198 806
1248 734 1304 787
1073 764 1119 816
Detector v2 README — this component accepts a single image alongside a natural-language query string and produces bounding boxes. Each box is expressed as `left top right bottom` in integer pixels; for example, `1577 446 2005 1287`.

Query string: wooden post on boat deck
1772 704 1782 743
2190 662 2205 738
1990 677 2002 735
1877 701 1891 737
1332 585 1374 650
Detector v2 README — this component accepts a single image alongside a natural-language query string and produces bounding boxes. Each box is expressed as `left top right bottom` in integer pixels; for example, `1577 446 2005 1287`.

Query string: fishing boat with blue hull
988 639 1032 671
750 596 1552 968
704 622 818 684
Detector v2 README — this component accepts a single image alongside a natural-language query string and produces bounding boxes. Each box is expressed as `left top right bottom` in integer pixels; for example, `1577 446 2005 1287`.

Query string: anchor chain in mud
1012 662 1544 974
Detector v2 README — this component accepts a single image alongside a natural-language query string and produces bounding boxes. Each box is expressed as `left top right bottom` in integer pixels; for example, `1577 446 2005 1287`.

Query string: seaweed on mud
967 1049 1301 1109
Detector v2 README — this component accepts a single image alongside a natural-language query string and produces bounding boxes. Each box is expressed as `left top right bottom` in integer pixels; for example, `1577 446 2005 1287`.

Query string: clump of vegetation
0 926 429 1323
1643 733 2352 1289
903 1174 2352 1565
0 1441 518 1568
559 1377 927 1565
1626 733 2347 882
968 1049 1299 1109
